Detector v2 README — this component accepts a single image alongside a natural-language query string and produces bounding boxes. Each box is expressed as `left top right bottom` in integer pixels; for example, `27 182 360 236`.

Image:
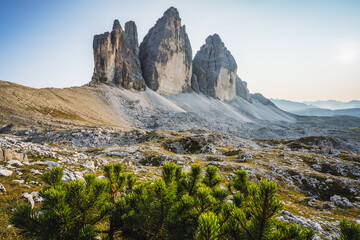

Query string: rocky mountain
272 99 360 117
91 7 252 105
1 6 360 240
91 20 146 91
304 100 360 110
139 7 192 95
193 34 250 101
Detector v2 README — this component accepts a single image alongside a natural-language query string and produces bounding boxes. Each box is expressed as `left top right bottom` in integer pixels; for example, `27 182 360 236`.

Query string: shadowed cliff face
139 7 192 95
91 20 146 91
192 34 251 102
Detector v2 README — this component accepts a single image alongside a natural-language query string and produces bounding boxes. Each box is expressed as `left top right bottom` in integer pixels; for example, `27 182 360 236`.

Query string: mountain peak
112 19 121 31
163 6 179 18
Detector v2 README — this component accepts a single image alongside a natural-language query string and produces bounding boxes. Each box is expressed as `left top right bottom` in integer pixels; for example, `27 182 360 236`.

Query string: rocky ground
1 126 360 239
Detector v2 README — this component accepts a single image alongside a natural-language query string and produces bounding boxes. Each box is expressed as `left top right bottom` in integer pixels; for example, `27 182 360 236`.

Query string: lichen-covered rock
139 7 192 95
91 20 146 91
193 34 237 101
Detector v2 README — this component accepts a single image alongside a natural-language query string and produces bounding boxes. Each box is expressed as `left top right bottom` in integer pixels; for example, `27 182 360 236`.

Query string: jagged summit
91 20 146 91
139 6 192 95
91 7 251 103
163 6 179 18
205 34 224 47
193 34 238 101
112 19 121 31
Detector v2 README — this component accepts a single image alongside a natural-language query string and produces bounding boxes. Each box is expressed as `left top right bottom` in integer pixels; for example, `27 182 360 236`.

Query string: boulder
330 195 353 208
139 7 192 95
0 168 13 176
0 148 28 162
91 20 146 91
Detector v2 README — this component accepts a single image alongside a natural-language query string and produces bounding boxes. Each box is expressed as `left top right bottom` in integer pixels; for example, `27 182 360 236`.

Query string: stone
30 169 42 175
31 191 43 203
311 222 323 231
62 170 84 182
193 34 237 101
0 183 6 194
0 148 27 162
0 169 13 176
139 7 192 95
44 160 58 167
12 179 25 184
82 160 95 171
91 20 146 91
330 195 353 208
21 192 35 209
7 160 23 167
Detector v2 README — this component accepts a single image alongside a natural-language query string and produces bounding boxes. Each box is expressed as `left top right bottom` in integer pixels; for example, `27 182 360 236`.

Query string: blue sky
0 0 359 101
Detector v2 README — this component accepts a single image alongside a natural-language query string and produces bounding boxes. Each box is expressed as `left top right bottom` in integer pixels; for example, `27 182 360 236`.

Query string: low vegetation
10 163 317 240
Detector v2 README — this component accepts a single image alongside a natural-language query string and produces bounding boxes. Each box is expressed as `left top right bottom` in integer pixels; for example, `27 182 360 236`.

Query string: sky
0 0 359 102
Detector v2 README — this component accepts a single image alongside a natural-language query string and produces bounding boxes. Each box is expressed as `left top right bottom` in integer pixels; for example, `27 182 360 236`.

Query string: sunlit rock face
193 34 251 102
91 20 146 91
139 7 192 95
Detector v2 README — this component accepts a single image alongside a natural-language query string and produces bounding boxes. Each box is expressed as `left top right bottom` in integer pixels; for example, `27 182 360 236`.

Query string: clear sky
0 0 359 101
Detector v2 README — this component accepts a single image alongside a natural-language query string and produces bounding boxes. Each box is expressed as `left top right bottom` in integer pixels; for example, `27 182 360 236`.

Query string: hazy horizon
0 0 359 102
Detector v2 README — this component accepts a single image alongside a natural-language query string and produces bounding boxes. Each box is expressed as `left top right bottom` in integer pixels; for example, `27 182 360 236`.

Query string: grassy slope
0 81 129 129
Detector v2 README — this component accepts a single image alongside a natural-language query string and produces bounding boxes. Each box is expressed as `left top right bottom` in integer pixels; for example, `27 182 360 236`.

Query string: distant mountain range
271 99 360 117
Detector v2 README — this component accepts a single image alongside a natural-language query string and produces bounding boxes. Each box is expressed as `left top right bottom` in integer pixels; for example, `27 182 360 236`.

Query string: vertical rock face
192 34 237 101
139 7 192 95
91 20 146 91
236 77 252 102
193 34 251 102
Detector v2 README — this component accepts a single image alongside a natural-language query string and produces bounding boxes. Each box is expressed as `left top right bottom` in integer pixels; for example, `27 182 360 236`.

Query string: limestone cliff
139 7 192 95
91 20 146 91
193 34 251 102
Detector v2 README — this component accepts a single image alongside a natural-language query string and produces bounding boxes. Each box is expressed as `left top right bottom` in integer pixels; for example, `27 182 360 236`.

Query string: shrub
11 162 315 240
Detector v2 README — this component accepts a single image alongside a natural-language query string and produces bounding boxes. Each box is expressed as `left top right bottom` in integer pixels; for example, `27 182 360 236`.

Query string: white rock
21 192 35 209
311 222 323 231
330 195 353 208
44 160 58 167
30 161 47 165
7 160 23 167
12 179 25 184
82 160 95 171
30 169 42 175
31 191 43 203
0 169 13 176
